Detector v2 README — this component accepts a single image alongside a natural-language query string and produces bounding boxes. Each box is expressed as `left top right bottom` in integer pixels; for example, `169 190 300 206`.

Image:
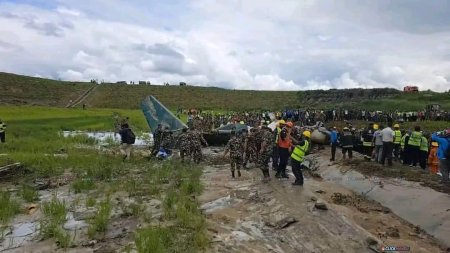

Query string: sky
0 0 449 91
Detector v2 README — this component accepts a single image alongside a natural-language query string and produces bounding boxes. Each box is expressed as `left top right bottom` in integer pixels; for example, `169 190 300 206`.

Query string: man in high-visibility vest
0 119 6 143
419 135 429 170
290 130 310 186
407 126 423 167
272 120 285 171
393 124 402 161
400 131 410 165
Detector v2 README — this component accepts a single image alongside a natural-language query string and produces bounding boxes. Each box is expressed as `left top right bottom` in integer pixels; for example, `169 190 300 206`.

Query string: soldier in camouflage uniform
224 130 244 178
244 128 259 167
151 124 163 156
258 125 273 181
160 128 173 154
190 129 208 163
176 128 191 162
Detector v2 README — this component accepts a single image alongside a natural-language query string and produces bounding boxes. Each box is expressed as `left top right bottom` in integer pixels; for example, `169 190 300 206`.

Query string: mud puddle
200 158 447 252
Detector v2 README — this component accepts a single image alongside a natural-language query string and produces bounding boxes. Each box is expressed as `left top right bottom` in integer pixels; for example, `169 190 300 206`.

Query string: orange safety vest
278 130 291 148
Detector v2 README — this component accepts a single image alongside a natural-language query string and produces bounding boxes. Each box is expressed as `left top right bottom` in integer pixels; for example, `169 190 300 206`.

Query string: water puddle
61 131 153 146
200 195 242 214
63 213 88 231
0 222 38 251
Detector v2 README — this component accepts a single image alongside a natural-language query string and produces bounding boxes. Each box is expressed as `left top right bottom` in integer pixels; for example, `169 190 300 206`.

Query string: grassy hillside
0 72 449 111
85 84 300 110
300 90 450 111
0 72 93 107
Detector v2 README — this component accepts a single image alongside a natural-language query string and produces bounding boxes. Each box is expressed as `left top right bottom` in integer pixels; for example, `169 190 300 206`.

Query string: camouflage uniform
244 129 259 166
151 126 163 156
176 131 191 162
258 128 273 179
225 136 244 177
190 130 208 163
160 131 173 151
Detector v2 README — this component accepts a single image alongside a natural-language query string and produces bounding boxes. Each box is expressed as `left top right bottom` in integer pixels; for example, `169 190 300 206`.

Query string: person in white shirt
380 122 395 166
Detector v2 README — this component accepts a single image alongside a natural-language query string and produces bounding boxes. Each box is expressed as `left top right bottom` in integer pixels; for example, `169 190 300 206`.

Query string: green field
3 72 448 111
0 106 208 252
0 106 148 175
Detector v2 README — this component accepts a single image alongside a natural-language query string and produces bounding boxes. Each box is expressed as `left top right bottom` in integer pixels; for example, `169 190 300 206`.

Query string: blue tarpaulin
141 96 187 131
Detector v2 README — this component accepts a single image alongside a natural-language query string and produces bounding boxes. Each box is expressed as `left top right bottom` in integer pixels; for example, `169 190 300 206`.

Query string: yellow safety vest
420 137 428 152
0 123 5 133
363 141 373 147
408 131 422 147
394 130 402 144
274 127 281 144
291 140 309 162
400 134 409 149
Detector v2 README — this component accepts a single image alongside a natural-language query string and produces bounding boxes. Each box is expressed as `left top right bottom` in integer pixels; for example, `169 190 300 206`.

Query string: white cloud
0 0 449 91
56 6 81 17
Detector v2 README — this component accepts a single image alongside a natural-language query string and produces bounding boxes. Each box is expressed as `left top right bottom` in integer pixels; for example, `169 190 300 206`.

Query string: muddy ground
1 146 449 253
200 149 449 253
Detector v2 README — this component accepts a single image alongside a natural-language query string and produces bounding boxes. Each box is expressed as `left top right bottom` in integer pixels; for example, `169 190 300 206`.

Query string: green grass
135 227 173 253
138 160 209 253
40 196 70 248
20 184 39 202
0 106 149 176
0 191 20 225
71 178 95 193
88 198 112 239
42 197 67 224
85 196 96 208
0 72 93 107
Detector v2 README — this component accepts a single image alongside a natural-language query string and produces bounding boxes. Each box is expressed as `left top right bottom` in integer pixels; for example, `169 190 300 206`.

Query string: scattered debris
27 204 38 215
275 216 298 229
368 245 382 253
386 226 400 238
0 163 23 178
331 192 351 205
314 201 328 210
34 172 75 190
82 240 98 247
310 196 318 202
365 236 378 246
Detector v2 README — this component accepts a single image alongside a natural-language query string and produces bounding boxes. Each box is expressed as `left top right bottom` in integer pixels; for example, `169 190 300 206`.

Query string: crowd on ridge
185 108 450 132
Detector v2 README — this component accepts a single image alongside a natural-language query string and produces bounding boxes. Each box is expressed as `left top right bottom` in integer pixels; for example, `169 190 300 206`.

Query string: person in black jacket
119 124 134 161
340 127 354 159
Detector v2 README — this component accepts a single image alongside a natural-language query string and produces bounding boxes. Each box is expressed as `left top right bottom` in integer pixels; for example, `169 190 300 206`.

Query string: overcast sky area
0 0 449 91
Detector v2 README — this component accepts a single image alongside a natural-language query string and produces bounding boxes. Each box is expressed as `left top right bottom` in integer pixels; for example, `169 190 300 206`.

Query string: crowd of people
119 109 449 188
185 108 450 132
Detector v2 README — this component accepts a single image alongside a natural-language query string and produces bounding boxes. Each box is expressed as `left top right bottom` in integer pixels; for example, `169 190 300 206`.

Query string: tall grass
136 160 208 253
40 196 70 248
0 191 20 225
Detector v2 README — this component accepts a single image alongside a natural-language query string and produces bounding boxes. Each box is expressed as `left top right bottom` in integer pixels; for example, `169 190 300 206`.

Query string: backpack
123 129 136 144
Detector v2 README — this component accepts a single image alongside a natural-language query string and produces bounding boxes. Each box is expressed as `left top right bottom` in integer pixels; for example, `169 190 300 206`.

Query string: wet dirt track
200 150 448 253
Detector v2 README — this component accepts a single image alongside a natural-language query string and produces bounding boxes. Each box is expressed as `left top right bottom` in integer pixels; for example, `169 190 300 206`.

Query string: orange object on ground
428 146 439 174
